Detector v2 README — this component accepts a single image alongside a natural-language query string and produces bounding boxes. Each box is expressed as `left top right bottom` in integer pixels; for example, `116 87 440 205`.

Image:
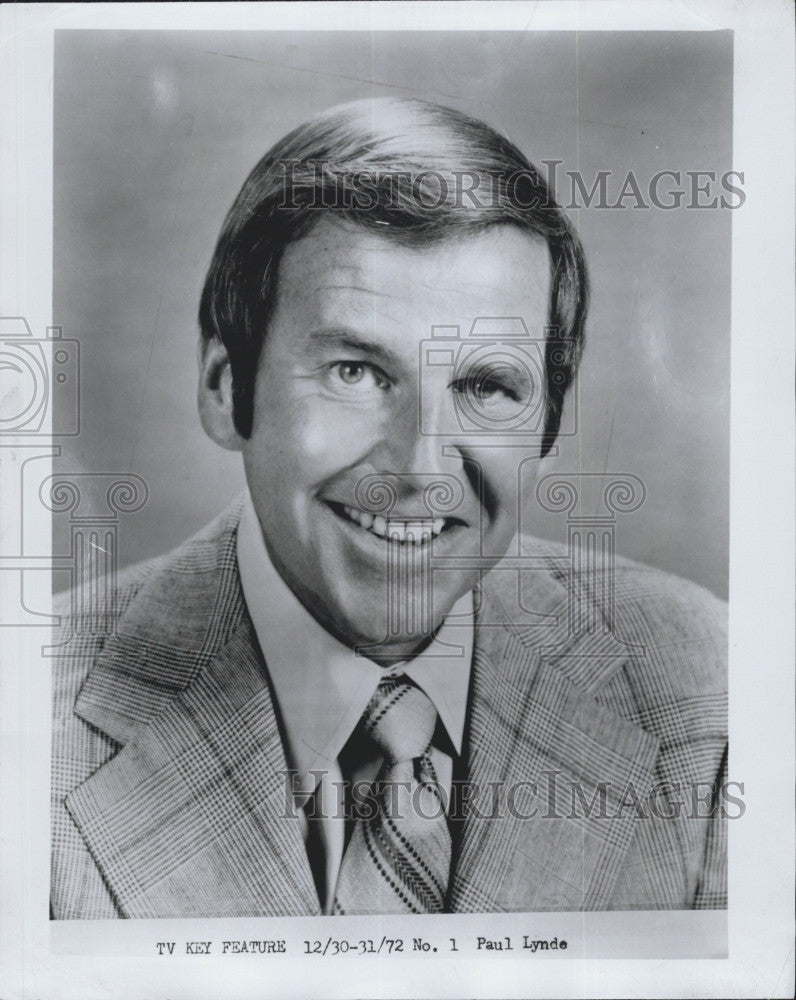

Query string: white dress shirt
236 492 474 912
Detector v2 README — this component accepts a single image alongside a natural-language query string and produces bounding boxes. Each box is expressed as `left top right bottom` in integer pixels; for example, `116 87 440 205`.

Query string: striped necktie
333 675 452 914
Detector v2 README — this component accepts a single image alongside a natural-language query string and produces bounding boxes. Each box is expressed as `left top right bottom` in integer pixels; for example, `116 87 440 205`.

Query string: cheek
302 400 381 468
483 454 541 528
254 397 380 488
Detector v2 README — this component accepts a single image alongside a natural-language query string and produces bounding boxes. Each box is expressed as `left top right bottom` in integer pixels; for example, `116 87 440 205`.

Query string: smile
327 501 445 545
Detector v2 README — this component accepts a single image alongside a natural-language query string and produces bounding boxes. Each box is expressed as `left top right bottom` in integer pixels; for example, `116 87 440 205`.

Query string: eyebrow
304 328 405 369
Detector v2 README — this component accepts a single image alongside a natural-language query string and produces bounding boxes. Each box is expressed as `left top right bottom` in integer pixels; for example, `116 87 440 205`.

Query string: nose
358 391 477 525
373 391 464 484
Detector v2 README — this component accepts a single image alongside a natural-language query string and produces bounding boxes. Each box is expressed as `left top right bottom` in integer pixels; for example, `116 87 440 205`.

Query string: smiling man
51 98 728 919
202 220 551 661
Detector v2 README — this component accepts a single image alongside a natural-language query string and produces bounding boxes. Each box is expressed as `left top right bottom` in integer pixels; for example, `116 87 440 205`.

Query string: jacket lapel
449 568 660 912
65 505 319 918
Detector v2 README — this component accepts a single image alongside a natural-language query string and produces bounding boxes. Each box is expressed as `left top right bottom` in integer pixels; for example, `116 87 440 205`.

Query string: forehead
273 218 551 336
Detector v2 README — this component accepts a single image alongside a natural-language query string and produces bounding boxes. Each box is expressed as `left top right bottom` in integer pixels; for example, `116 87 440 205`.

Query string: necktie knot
362 676 437 764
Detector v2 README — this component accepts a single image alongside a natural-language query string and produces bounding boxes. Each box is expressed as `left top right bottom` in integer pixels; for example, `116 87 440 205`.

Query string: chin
352 632 442 666
339 589 464 658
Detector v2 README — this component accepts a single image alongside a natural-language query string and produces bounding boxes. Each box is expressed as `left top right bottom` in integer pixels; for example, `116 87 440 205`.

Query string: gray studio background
53 30 731 598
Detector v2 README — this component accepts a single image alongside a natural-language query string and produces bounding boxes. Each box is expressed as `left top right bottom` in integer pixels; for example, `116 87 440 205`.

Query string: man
51 98 727 918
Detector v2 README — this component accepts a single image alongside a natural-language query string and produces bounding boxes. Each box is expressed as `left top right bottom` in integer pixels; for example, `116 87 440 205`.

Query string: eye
328 361 389 392
469 374 514 401
453 370 525 404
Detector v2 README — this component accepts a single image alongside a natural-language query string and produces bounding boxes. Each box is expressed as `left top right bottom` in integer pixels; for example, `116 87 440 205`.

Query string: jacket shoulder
606 551 727 701
52 500 243 701
504 535 727 701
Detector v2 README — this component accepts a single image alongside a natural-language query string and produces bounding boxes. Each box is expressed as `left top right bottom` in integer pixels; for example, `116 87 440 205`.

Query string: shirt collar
236 492 473 793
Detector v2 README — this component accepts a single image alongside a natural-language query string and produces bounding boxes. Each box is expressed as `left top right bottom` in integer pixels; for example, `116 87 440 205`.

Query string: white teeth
336 503 445 544
405 521 427 542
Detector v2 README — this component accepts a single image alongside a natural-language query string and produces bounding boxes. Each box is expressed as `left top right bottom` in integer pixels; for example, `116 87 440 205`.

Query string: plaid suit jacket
51 498 728 918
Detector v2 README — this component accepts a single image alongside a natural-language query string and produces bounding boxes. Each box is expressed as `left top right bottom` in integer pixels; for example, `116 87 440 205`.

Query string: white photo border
0 3 793 999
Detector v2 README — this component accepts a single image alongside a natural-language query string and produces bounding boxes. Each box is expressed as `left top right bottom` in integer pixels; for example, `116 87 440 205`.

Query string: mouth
324 500 461 546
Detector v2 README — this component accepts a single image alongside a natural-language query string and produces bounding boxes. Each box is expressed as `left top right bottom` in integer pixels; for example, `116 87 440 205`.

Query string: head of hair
199 97 588 456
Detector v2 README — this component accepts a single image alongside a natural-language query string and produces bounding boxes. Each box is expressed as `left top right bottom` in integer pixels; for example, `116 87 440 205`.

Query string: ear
197 337 242 451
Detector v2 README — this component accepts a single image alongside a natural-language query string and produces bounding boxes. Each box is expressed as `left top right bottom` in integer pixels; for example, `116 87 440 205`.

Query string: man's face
240 218 551 659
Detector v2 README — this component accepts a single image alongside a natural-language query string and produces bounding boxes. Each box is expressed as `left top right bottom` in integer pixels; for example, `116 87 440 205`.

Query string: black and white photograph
0 3 793 999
